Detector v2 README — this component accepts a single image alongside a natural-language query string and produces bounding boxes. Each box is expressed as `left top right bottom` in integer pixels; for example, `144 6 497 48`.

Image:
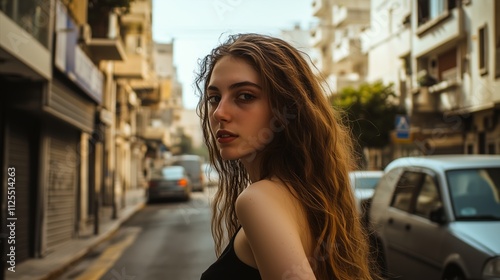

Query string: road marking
75 228 141 280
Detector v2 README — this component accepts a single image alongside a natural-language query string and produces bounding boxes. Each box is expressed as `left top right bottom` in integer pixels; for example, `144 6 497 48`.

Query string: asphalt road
58 188 218 280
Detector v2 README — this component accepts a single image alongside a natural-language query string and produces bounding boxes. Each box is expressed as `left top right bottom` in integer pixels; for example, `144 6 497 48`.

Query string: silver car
170 154 204 192
147 166 192 202
369 155 500 280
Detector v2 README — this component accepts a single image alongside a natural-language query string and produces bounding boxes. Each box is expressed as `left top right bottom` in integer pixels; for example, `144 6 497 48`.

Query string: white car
349 170 384 215
369 155 500 280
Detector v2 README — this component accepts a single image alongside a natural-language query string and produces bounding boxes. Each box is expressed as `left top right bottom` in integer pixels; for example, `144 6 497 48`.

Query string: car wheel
443 267 465 280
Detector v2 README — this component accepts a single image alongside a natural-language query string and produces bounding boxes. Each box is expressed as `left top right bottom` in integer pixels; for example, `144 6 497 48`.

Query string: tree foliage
176 133 194 155
331 81 405 149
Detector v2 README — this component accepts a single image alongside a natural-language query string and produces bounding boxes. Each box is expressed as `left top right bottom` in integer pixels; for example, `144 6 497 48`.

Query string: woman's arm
235 180 317 280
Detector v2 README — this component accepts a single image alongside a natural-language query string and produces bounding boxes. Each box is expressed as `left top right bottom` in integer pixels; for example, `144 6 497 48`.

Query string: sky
152 0 314 109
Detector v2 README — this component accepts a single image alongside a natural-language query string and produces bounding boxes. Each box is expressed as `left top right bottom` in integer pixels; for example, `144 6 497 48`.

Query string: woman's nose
213 98 231 122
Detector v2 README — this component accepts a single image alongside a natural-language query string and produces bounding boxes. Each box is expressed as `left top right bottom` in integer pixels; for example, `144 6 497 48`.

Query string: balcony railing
114 53 148 79
413 66 462 113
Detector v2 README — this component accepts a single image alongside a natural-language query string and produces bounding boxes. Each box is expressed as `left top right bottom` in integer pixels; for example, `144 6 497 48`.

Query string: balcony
413 66 462 113
86 12 126 62
114 53 148 79
130 79 159 106
332 37 362 63
413 8 464 57
122 1 149 25
310 26 330 47
332 5 370 28
121 12 145 27
0 12 51 80
312 0 328 17
142 126 165 141
87 37 126 62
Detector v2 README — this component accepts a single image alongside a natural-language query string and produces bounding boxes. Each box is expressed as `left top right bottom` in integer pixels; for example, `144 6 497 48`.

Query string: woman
196 33 378 280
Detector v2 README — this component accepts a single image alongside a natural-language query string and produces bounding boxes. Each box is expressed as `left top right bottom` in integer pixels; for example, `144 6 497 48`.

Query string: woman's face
207 56 273 162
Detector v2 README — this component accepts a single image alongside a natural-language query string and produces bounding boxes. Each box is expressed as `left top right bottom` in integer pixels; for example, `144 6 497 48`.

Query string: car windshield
152 166 184 180
447 168 500 220
355 177 381 190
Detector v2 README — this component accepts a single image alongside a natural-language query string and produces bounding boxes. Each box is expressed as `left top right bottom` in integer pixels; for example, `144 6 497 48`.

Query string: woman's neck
240 153 262 183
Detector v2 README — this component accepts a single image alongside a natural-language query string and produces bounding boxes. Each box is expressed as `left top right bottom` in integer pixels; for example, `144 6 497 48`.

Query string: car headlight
483 257 500 278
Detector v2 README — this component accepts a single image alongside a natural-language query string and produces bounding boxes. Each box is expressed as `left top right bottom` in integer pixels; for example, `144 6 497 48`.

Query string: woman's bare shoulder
236 179 297 218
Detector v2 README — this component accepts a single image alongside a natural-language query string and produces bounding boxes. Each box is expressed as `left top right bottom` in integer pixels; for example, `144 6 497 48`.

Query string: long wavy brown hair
195 33 377 280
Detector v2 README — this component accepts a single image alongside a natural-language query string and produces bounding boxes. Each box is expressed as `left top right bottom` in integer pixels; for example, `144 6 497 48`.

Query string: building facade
310 0 371 95
361 0 500 164
0 0 179 275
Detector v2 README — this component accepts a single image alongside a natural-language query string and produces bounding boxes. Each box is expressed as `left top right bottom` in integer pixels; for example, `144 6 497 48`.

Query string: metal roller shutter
46 128 77 251
6 118 34 263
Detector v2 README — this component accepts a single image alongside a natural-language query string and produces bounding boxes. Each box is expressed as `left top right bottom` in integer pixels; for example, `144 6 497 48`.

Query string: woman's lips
216 130 238 144
217 135 237 144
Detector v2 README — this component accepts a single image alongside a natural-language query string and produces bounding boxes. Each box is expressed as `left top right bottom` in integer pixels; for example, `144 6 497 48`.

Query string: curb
5 201 145 280
44 201 145 280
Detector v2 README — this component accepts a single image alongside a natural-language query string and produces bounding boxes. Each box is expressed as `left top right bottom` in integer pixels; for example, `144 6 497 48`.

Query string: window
479 25 488 75
391 171 424 212
415 175 442 218
417 0 456 27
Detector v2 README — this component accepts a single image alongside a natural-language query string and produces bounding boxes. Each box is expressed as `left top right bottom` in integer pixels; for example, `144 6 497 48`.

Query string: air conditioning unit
78 24 92 44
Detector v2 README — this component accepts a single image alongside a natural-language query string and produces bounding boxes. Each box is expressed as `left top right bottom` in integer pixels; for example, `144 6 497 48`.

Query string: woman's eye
238 93 255 101
207 95 220 104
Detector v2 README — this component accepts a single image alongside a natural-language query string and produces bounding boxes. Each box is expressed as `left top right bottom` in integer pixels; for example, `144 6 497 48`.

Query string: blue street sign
395 115 410 139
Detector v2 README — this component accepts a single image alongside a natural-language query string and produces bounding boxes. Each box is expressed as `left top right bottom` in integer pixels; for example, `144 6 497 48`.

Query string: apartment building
312 0 500 168
310 0 371 95
1 0 55 265
0 0 178 272
362 0 500 159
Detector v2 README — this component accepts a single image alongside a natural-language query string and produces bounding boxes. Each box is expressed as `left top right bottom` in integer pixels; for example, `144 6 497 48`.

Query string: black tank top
201 227 261 280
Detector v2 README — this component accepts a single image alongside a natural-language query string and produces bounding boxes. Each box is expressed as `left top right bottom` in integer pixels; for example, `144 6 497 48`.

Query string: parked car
349 170 384 215
202 163 220 187
369 155 500 280
170 154 204 192
147 165 192 202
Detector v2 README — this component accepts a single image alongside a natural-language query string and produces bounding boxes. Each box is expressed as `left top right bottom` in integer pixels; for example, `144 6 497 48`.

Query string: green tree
176 133 194 155
332 80 405 150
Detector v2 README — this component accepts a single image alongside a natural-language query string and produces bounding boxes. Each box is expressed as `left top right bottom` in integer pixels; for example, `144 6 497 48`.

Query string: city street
57 189 218 280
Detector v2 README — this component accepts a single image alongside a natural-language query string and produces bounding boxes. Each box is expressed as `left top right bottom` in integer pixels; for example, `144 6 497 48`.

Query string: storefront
1 81 44 263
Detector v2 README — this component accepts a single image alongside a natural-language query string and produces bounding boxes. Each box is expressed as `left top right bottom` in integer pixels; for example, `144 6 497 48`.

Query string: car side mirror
429 206 446 224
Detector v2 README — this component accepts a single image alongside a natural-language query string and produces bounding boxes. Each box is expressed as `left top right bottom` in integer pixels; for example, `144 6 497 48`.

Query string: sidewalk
6 189 146 280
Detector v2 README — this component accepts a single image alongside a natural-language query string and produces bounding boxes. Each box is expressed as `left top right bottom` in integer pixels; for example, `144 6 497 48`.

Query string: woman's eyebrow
207 81 262 92
229 81 262 90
